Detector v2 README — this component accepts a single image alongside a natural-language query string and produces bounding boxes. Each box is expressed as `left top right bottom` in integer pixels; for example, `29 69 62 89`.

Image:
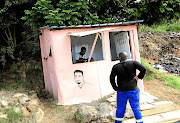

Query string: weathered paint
40 25 143 105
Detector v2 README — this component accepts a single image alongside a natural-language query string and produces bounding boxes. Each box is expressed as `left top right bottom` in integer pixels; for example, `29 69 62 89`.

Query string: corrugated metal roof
40 20 143 29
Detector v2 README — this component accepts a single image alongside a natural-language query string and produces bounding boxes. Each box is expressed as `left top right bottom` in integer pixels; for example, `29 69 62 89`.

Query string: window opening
71 33 104 64
109 31 132 61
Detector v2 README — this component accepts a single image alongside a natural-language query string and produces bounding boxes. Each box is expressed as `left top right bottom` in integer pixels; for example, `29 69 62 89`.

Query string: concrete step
125 101 175 118
141 101 175 117
159 119 180 123
124 109 180 123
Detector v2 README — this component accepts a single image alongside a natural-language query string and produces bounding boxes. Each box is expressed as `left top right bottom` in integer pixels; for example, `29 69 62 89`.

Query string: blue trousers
115 89 143 123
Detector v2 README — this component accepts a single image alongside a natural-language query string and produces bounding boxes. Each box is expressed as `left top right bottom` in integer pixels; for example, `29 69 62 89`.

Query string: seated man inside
76 47 94 63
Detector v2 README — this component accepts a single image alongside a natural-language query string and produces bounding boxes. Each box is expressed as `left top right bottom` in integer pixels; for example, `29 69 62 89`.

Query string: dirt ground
144 79 180 109
40 78 180 123
1 78 179 123
39 99 78 123
39 78 180 123
139 31 180 60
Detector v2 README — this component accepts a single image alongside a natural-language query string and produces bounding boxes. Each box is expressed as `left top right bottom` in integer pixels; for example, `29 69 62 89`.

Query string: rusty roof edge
39 20 144 29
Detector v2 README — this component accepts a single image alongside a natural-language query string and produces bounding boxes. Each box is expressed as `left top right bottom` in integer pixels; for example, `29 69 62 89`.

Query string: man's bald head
119 52 128 61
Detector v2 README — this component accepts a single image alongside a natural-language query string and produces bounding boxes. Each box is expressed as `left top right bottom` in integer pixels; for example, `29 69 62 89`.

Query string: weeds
140 19 180 33
141 58 163 81
0 118 8 123
0 106 23 123
50 100 77 121
65 111 76 121
75 111 85 123
141 58 180 90
162 75 180 90
8 107 23 122
0 83 14 91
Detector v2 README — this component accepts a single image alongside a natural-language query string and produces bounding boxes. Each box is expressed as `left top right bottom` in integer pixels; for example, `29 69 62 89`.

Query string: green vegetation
141 58 180 90
0 0 39 68
50 99 76 121
75 111 85 123
51 100 60 108
162 75 180 90
0 0 180 68
0 83 14 91
0 82 30 91
66 111 76 121
135 0 180 25
0 118 8 123
141 58 164 81
0 107 23 123
140 19 180 32
8 107 23 122
22 0 100 28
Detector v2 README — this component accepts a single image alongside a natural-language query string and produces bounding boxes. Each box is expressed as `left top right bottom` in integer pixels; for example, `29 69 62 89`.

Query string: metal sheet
40 20 144 29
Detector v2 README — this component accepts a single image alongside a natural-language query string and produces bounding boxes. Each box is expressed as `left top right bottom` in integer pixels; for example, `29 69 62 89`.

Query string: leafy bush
0 46 15 67
0 0 40 68
135 0 180 25
22 0 100 28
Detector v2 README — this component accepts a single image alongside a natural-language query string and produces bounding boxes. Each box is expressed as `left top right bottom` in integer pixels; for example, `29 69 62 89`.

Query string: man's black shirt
110 60 146 92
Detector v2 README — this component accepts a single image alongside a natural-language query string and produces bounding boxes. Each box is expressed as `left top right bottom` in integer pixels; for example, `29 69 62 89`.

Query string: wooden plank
88 33 99 62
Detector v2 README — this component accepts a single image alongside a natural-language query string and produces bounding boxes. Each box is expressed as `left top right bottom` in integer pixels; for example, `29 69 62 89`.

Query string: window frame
69 32 105 64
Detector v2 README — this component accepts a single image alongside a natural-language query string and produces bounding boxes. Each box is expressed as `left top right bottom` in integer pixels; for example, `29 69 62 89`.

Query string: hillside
139 31 180 59
139 31 180 75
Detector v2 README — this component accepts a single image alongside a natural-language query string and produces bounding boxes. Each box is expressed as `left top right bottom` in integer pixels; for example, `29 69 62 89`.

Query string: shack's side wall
42 25 143 105
39 29 59 99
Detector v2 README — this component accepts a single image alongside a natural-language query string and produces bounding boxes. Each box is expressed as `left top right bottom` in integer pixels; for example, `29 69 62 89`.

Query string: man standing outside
110 52 146 123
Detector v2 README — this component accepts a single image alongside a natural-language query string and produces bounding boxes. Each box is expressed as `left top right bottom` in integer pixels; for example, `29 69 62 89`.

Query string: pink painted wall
40 29 59 99
39 25 143 105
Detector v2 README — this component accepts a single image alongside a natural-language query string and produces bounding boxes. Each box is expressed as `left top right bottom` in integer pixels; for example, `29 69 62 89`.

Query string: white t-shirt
75 53 86 61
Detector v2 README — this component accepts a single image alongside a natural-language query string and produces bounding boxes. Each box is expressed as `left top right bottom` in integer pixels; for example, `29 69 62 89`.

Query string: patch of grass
65 111 76 121
51 99 63 109
0 118 8 123
0 82 28 92
51 100 77 121
141 58 180 90
75 111 85 123
140 19 180 33
162 75 180 90
141 58 164 81
0 83 14 90
7 107 23 123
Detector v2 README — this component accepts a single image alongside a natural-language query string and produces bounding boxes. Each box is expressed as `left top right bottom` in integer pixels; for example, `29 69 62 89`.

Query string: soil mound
139 31 180 59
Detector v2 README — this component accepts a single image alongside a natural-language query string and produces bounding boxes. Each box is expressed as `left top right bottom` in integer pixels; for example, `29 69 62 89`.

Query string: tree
0 0 39 68
89 0 138 23
22 0 100 28
134 0 180 25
